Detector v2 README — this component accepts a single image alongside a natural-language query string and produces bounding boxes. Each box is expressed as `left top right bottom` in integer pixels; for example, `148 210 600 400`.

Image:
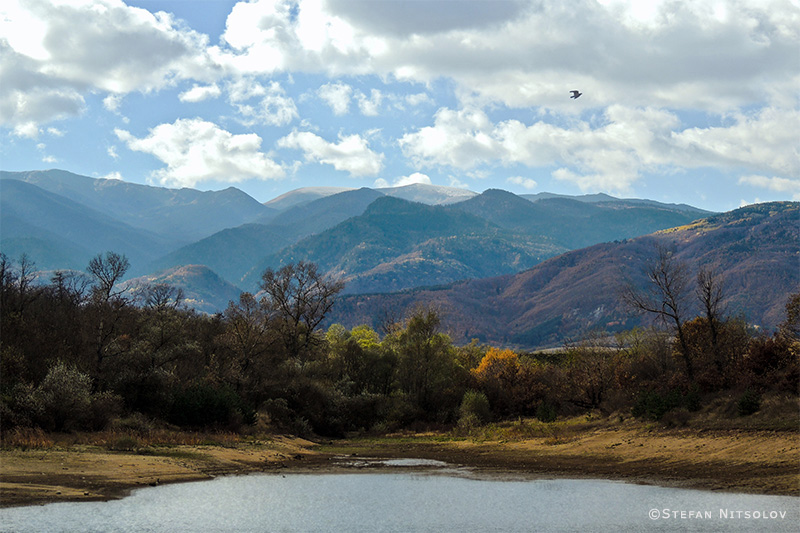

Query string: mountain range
2 169 793 348
327 202 799 349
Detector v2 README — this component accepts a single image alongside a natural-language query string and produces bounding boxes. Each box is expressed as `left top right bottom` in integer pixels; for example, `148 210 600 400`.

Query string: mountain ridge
327 201 799 349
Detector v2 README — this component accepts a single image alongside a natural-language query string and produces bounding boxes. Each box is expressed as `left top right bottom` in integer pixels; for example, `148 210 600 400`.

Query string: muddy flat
0 435 317 508
2 425 797 508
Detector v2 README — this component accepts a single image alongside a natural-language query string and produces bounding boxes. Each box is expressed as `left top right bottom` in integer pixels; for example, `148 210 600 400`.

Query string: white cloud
448 176 469 189
356 89 382 116
398 107 503 170
672 107 800 178
226 78 298 126
13 122 40 139
107 145 119 160
103 94 123 113
102 171 123 180
317 82 353 115
179 83 221 103
507 176 538 190
400 104 799 194
115 118 285 188
404 93 433 107
0 0 215 127
216 0 799 114
739 175 800 200
374 172 432 188
278 130 384 177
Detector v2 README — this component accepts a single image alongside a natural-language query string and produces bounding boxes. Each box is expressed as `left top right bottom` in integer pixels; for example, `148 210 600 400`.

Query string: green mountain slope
123 265 242 314
0 179 173 273
149 223 293 288
328 202 799 349
0 169 274 243
450 189 709 249
246 196 562 293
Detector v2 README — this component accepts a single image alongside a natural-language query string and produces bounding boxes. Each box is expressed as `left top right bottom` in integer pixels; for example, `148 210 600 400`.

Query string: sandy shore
1 426 798 508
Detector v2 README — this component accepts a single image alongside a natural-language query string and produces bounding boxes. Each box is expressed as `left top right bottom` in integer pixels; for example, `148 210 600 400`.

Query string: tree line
1 248 797 438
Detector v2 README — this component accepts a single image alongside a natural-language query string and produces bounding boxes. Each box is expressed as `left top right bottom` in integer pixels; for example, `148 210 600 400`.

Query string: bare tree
1 253 40 313
86 252 130 381
779 292 800 342
697 266 726 368
260 261 344 363
142 283 185 311
88 251 130 302
622 244 694 379
50 270 91 307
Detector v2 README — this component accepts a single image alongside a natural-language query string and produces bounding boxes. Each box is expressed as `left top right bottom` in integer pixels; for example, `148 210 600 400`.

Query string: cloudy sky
1 0 798 211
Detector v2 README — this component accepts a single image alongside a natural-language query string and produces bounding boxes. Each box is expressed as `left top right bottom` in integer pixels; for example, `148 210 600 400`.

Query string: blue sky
1 0 798 212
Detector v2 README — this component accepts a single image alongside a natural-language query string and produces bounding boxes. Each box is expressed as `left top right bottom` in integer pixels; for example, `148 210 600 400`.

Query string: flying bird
570 90 582 99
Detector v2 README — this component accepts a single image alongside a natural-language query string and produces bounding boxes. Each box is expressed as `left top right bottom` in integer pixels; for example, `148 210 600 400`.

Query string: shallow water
1 469 797 532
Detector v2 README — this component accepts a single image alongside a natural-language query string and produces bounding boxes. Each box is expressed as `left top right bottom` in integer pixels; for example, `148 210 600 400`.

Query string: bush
169 384 255 430
88 391 123 431
535 402 558 423
20 361 117 432
631 389 683 421
106 435 140 451
737 388 762 416
458 390 491 427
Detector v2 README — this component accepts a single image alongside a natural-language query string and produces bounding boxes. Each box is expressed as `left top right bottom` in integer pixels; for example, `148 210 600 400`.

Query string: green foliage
459 390 491 427
1 252 796 439
8 361 122 432
631 387 700 421
737 389 762 416
169 384 255 430
535 402 558 423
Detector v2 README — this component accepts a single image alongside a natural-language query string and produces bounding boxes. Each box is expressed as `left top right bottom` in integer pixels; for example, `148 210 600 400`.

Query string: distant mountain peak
377 183 477 205
265 187 355 211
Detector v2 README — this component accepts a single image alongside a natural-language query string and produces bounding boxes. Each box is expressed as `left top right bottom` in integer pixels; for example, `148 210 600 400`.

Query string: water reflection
1 470 797 532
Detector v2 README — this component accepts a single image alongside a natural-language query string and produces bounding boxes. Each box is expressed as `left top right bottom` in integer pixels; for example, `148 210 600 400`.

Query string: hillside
260 187 385 241
327 202 799 349
246 196 561 293
148 224 293 288
123 265 241 314
450 189 709 249
0 170 274 243
0 179 173 273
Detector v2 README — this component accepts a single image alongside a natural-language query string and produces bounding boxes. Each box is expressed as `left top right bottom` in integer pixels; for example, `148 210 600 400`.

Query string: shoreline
1 426 798 508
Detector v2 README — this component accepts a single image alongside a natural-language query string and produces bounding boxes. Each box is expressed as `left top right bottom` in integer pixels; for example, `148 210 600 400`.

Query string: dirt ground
323 426 799 496
0 435 318 508
2 425 797 508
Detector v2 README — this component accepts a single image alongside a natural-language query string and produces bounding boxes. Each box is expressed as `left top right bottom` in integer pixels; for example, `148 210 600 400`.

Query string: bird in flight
570 90 582 99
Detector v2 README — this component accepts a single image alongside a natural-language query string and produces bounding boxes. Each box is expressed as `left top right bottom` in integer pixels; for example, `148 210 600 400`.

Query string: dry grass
0 427 55 450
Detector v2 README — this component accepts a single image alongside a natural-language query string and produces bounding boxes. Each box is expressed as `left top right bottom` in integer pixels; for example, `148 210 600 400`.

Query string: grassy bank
2 404 798 508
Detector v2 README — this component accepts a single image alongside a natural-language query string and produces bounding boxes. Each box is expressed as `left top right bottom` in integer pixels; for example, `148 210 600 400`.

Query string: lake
1 461 797 532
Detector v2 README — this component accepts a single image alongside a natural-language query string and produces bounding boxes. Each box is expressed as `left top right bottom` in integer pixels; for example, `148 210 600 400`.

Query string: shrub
535 402 558 423
106 435 140 451
631 389 682 421
737 388 762 416
169 384 255 430
88 391 124 431
26 361 107 432
458 390 491 427
0 427 54 449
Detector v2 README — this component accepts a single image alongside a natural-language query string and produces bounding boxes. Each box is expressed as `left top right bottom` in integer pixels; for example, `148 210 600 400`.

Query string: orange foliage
471 347 520 384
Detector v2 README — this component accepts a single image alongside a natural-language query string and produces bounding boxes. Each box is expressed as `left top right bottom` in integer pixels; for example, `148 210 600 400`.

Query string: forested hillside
329 202 799 348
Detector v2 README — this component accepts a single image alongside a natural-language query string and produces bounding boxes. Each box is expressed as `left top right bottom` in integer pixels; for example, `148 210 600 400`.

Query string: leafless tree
87 251 130 302
697 266 726 368
622 244 694 379
260 261 344 363
143 283 185 311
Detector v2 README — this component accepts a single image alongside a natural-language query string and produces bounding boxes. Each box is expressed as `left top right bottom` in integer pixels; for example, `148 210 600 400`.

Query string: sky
1 0 798 212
